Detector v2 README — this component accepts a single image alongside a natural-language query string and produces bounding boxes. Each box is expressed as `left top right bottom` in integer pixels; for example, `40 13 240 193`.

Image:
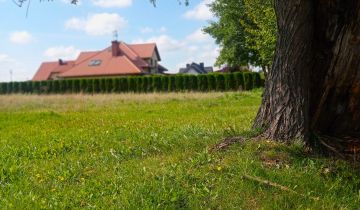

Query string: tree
254 0 360 149
204 0 276 72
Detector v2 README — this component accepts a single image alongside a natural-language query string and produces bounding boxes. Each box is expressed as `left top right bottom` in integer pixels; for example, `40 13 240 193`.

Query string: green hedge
0 72 263 95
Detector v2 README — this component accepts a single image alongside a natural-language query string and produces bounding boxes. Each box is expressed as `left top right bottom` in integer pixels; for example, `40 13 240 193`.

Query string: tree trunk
254 0 360 145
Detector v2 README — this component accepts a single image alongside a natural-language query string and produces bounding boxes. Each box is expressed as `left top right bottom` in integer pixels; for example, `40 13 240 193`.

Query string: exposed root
210 136 247 152
242 174 320 201
316 133 360 161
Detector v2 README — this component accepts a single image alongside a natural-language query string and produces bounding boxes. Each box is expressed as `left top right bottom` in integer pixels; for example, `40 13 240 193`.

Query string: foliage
0 73 263 95
204 0 276 69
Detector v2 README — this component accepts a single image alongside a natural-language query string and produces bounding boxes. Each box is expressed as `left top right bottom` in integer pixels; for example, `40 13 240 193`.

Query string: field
0 90 360 209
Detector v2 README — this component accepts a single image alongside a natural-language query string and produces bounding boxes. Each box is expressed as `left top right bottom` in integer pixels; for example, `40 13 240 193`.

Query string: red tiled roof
128 43 161 61
32 41 160 81
60 48 143 78
32 61 74 81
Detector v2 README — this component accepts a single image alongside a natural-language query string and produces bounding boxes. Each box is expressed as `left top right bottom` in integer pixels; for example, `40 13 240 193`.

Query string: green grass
0 90 360 209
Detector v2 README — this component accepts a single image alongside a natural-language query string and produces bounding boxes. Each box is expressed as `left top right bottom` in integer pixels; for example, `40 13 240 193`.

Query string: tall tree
254 0 360 148
204 0 276 71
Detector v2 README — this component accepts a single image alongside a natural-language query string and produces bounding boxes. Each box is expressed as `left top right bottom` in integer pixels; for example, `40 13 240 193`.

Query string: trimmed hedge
0 72 263 95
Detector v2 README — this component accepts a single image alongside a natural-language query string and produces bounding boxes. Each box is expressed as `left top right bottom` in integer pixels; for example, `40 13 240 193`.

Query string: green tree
204 0 276 72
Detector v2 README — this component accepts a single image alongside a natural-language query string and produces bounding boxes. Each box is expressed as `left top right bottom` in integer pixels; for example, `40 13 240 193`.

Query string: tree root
210 136 247 152
316 133 360 161
242 174 320 201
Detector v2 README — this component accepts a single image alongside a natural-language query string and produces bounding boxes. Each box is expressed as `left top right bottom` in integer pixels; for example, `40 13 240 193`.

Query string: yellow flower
58 176 65 181
217 166 222 171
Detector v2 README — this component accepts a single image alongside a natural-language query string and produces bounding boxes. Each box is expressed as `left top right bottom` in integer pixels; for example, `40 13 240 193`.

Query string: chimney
200 62 204 70
111 41 119 57
58 59 65 65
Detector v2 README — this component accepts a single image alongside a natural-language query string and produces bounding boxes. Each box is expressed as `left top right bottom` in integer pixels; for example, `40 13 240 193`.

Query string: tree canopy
204 0 276 71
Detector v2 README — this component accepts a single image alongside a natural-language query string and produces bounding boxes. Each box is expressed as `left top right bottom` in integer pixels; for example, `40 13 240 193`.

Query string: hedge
0 72 263 95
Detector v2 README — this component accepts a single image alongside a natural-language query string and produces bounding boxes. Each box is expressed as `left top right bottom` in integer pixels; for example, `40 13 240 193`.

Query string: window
88 59 102 66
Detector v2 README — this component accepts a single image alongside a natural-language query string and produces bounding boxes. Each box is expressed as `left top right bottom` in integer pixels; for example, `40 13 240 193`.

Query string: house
32 40 168 81
178 62 213 75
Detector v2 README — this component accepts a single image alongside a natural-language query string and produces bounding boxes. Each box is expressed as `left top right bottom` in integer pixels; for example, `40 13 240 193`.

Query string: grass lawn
0 90 359 209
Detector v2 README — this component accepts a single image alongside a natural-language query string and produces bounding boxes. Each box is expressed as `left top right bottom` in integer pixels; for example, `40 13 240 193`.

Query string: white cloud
92 0 132 8
9 31 34 44
186 28 212 42
140 27 154 34
43 46 81 60
184 0 214 21
133 35 185 53
132 28 218 73
65 13 127 36
0 53 32 82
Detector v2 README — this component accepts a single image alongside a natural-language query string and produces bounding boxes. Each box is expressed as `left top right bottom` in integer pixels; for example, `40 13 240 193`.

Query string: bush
175 75 184 92
1 82 8 94
207 74 216 91
243 73 253 90
197 74 208 92
252 73 262 88
168 75 176 92
225 73 236 91
234 72 245 90
152 76 162 92
119 77 129 93
105 78 112 93
188 75 198 91
112 78 120 93
20 82 28 93
181 75 188 91
215 74 225 91
161 76 169 92
72 79 80 93
93 79 101 93
128 77 136 92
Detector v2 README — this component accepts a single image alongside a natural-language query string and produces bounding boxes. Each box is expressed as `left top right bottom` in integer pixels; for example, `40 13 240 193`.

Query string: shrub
146 77 154 92
93 79 101 93
215 74 226 91
207 74 216 91
168 75 176 92
243 73 253 90
0 82 8 94
20 82 28 93
252 73 262 88
188 75 198 91
99 78 106 93
105 78 113 93
32 81 41 94
161 76 169 92
58 80 66 94
112 78 120 93
182 75 190 91
72 79 80 93
197 74 208 92
119 77 128 92
225 73 235 91
39 81 48 94
152 76 162 92
175 75 184 91
12 82 20 94
80 79 87 93
128 77 136 92
234 72 245 90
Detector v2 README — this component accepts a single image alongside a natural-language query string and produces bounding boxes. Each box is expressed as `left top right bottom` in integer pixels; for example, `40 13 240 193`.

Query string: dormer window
89 59 102 66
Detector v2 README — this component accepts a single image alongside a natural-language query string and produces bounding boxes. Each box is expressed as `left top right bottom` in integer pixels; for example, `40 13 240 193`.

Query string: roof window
89 59 102 66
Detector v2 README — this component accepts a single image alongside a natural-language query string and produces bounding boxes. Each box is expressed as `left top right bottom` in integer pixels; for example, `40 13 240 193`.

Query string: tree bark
254 0 360 143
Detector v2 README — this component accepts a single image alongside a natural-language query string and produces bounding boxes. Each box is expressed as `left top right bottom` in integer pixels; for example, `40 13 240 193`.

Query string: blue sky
0 0 218 82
